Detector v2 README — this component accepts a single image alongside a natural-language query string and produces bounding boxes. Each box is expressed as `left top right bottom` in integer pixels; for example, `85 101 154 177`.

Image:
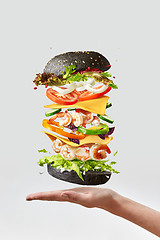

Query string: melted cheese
42 131 113 147
44 96 109 115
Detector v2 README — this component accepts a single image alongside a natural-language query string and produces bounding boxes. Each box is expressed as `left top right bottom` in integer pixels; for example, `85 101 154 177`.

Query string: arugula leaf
66 72 88 83
38 149 47 153
110 83 118 89
110 161 117 165
101 72 112 78
62 65 76 79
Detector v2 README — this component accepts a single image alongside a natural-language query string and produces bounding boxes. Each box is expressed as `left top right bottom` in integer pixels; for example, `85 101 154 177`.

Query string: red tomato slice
46 88 79 105
75 85 112 101
76 68 103 74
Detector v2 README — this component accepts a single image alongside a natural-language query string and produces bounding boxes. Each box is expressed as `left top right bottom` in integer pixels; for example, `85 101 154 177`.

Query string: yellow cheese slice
42 131 113 147
44 96 109 115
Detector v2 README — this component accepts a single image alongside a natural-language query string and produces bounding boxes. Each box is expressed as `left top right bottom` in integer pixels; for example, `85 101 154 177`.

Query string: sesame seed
75 60 77 63
82 60 85 63
95 59 97 61
98 56 101 58
92 62 95 65
90 57 93 59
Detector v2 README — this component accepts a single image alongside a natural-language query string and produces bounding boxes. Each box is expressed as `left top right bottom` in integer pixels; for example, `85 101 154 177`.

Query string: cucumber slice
45 108 61 117
67 108 76 111
97 114 114 124
106 102 112 109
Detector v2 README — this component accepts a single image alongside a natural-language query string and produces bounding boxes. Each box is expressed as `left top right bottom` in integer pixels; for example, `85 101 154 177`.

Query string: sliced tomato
46 88 79 105
75 85 112 101
76 68 103 74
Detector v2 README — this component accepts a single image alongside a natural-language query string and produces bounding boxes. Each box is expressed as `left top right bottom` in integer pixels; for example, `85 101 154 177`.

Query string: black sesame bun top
44 51 111 76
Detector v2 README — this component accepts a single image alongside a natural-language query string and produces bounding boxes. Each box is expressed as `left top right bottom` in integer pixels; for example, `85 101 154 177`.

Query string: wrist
99 189 124 215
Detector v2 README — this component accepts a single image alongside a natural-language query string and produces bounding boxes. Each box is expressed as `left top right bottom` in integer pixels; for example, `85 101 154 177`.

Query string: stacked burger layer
34 51 119 185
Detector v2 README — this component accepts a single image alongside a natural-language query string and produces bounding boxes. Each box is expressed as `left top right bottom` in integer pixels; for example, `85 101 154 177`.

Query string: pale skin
26 187 160 237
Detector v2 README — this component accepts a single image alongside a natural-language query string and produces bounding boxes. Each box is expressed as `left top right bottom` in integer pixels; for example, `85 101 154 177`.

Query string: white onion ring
52 82 77 95
76 78 96 91
86 84 108 93
51 79 108 94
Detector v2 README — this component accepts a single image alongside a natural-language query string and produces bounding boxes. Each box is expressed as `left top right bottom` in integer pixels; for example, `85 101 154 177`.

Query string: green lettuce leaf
38 154 119 181
38 149 47 153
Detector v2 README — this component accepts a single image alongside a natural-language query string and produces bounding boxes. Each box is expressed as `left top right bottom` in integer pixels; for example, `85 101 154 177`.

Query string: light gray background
0 0 160 239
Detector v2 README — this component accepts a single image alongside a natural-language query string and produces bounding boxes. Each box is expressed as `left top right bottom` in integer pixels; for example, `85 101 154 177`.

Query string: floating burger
33 51 119 185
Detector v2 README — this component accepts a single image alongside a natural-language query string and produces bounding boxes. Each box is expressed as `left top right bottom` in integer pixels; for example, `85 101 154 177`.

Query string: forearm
101 192 160 237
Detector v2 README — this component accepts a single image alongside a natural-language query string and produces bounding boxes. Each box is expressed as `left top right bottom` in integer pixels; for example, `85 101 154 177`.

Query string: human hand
26 187 160 236
26 187 118 210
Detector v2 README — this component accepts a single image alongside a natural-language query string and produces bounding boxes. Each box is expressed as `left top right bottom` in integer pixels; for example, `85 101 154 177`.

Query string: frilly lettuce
38 154 119 181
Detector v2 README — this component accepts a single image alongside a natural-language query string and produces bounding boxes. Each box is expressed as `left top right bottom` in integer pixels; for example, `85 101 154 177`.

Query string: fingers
26 190 64 201
26 189 91 207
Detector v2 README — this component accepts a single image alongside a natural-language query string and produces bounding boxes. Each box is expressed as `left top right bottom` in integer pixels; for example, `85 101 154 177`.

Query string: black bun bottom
47 164 111 185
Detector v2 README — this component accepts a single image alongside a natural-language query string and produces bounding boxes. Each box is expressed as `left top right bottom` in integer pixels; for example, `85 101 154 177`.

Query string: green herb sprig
62 65 76 79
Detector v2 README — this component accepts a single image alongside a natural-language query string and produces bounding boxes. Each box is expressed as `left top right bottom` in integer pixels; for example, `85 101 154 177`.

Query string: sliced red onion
98 134 106 140
107 127 115 136
68 138 79 145
67 123 78 132
98 127 115 140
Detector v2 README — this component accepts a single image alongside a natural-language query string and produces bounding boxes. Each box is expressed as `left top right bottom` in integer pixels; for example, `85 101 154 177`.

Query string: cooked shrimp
90 144 109 160
80 143 94 149
91 116 100 126
71 112 83 127
83 112 94 124
52 139 64 153
76 109 94 124
60 144 76 160
75 147 90 161
49 112 72 127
